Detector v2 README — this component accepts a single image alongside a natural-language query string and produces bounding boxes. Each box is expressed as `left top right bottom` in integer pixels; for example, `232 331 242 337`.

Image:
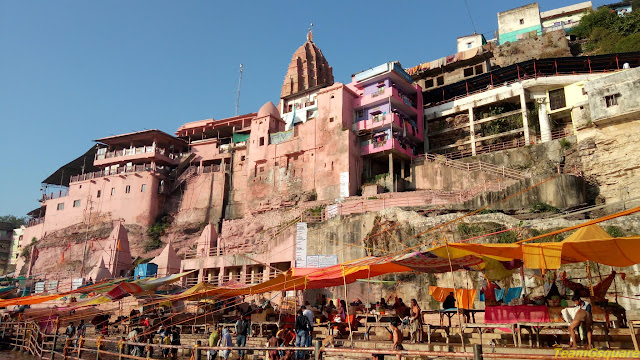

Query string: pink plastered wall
34 172 163 238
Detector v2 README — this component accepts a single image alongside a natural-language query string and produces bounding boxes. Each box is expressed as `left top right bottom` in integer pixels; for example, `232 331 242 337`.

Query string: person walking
208 325 221 360
302 306 314 347
221 328 233 360
409 299 423 343
235 315 251 360
390 319 404 360
295 309 311 360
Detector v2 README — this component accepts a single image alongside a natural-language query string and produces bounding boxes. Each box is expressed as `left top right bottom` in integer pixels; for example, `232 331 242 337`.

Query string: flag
91 241 94 251
117 240 122 251
61 252 65 263
66 242 71 250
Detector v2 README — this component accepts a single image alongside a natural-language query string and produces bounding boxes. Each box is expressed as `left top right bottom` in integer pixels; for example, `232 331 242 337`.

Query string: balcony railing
96 146 189 161
41 188 69 201
69 163 169 183
27 218 44 228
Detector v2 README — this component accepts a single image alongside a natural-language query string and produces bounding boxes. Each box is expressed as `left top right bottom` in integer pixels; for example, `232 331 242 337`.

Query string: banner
340 172 349 198
318 255 339 268
270 129 294 145
295 222 308 267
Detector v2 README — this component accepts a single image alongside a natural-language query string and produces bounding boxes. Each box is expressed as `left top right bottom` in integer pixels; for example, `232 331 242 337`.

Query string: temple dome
257 101 280 119
281 29 334 99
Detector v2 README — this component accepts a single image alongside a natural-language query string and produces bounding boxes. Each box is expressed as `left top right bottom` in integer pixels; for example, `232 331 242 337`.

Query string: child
267 330 280 360
162 333 172 358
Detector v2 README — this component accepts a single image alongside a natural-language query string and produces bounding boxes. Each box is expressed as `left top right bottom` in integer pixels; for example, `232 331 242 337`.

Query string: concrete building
0 222 13 274
540 1 593 32
498 1 593 44
457 34 487 52
603 2 633 16
347 62 424 191
421 53 640 158
10 225 24 268
498 3 542 44
23 130 190 246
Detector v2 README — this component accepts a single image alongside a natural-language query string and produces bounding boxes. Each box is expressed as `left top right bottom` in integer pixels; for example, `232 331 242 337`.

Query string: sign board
306 255 319 268
326 204 339 219
47 280 58 292
340 172 350 198
34 282 45 294
318 255 339 268
71 278 84 291
295 222 308 267
305 254 338 268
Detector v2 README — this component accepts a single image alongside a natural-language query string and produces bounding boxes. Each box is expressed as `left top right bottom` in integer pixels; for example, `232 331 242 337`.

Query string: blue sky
0 0 607 217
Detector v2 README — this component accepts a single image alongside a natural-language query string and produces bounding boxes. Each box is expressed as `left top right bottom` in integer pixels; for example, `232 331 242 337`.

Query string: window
259 137 265 146
463 67 474 77
329 117 334 123
467 42 473 49
111 188 116 196
356 110 364 118
57 203 64 211
241 155 246 161
424 78 434 88
475 65 484 75
125 185 131 193
141 184 147 192
519 18 524 25
436 76 444 86
605 93 620 107
73 200 81 208
259 166 265 173
97 190 101 198
548 88 567 110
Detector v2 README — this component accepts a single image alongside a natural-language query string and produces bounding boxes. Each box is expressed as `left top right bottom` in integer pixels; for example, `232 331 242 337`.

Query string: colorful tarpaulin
521 225 640 269
428 286 477 309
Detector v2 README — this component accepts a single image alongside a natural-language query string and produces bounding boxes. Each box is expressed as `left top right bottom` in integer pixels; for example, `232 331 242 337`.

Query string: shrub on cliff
571 7 640 54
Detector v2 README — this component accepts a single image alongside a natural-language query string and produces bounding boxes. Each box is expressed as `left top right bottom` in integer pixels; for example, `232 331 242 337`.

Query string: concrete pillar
519 91 531 145
423 116 429 153
400 160 405 179
538 100 552 143
468 108 477 156
388 153 394 191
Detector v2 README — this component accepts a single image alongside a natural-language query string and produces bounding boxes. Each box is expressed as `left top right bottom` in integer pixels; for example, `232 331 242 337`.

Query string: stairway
420 153 530 181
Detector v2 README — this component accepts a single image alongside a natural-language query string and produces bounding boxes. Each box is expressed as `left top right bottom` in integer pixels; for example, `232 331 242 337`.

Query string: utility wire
464 0 477 34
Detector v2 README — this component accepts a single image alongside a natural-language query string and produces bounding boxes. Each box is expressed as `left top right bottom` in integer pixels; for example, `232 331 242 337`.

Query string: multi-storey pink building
21 31 423 283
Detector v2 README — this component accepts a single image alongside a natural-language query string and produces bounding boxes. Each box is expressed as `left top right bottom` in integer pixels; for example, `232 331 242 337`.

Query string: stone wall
576 119 640 204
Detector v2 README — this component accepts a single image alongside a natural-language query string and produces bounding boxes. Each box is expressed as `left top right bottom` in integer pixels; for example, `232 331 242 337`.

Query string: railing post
195 341 201 360
473 344 483 360
315 339 322 360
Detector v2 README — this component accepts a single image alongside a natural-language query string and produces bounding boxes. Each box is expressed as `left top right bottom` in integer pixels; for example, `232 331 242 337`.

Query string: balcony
69 163 169 183
354 86 419 116
94 146 190 167
361 137 416 158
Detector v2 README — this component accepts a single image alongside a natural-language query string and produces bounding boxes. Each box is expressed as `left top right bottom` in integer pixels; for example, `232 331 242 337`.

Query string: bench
464 323 517 347
423 324 450 344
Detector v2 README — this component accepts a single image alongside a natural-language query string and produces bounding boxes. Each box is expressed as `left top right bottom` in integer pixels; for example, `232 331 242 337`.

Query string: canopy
521 225 640 269
42 146 100 186
171 257 413 302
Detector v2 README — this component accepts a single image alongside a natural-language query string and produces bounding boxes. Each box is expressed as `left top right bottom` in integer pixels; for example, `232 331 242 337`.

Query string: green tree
0 215 26 228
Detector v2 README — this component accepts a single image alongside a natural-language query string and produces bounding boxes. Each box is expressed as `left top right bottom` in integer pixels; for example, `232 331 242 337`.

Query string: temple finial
307 23 313 42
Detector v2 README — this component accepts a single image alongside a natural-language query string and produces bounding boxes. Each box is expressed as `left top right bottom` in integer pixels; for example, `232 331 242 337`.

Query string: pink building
20 30 423 282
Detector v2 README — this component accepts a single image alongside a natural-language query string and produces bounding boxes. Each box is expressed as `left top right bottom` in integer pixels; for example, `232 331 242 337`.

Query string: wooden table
464 323 517 346
432 309 483 327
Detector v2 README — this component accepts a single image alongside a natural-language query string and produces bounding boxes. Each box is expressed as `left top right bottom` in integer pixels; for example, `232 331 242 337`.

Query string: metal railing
427 128 573 160
69 163 169 183
5 320 625 360
418 153 530 180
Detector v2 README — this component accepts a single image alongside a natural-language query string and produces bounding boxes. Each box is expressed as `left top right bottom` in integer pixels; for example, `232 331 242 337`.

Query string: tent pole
443 236 465 351
342 265 354 347
521 267 527 298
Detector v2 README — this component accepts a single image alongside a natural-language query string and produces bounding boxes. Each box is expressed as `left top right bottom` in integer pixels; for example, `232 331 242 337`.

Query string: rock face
576 119 640 204
493 30 572 68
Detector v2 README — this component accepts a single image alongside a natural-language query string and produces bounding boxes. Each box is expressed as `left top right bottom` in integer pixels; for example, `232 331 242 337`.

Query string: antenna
235 64 244 116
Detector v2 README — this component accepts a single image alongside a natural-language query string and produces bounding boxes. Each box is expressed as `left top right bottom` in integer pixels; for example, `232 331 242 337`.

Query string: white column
519 90 530 145
468 108 476 156
539 100 552 143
